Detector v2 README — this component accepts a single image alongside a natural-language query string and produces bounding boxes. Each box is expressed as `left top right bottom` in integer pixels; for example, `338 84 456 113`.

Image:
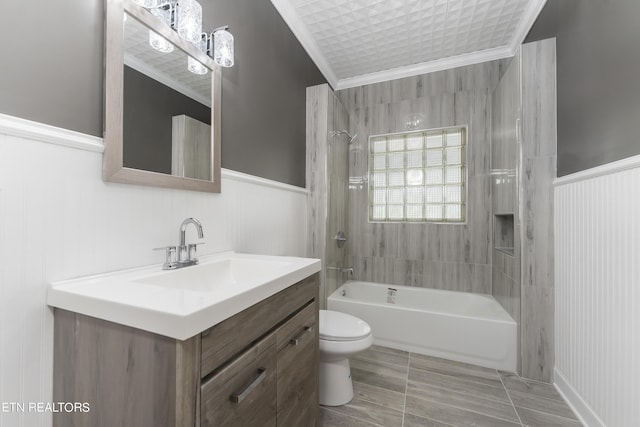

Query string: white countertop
47 252 321 340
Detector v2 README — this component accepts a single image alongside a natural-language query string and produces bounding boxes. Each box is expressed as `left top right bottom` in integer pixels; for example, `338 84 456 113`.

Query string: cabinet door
276 302 319 426
201 333 277 427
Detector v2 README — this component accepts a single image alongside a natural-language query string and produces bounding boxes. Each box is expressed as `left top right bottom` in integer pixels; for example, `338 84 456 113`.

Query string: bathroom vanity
48 252 320 427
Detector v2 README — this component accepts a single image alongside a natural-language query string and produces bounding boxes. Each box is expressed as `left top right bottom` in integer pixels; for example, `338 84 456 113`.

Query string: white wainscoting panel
554 160 640 427
0 120 308 426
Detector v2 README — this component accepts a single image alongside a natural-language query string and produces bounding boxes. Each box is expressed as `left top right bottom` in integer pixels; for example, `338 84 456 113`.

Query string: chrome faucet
327 266 354 276
155 218 205 270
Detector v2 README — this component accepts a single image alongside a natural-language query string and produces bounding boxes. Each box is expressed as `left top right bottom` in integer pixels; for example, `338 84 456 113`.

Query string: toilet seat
319 310 372 341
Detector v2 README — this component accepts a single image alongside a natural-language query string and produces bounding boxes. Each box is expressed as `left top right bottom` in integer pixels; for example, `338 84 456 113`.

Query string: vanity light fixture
134 0 235 73
212 26 234 68
131 0 160 7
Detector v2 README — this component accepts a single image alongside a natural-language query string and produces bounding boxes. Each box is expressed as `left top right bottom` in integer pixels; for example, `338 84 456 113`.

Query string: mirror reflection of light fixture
132 0 235 74
149 7 174 52
188 34 209 75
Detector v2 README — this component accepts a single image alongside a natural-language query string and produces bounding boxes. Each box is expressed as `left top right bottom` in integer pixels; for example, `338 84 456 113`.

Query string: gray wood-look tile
355 346 409 367
500 372 563 401
325 397 403 427
370 344 409 356
508 390 577 420
405 395 522 427
320 407 384 427
403 412 456 427
317 345 583 427
409 353 503 388
336 60 504 294
350 358 408 394
409 368 510 403
407 380 520 423
352 381 405 412
520 285 554 382
515 406 582 427
306 84 351 307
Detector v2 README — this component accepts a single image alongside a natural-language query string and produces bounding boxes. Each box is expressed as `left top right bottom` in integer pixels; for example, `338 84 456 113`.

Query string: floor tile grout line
354 355 410 370
409 365 506 389
405 387 525 425
351 379 406 398
409 364 510 394
498 369 525 426
511 404 583 423
321 406 386 427
506 390 580 419
401 352 410 427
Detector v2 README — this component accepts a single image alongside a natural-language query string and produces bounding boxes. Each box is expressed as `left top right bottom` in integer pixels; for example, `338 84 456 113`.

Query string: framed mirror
104 0 221 192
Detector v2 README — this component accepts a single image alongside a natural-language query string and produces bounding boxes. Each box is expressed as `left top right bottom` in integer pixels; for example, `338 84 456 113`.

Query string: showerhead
330 130 357 144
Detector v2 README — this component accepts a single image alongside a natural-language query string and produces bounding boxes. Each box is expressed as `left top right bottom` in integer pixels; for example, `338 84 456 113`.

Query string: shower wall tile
348 255 492 294
521 285 554 381
307 84 351 307
521 156 556 288
338 60 505 293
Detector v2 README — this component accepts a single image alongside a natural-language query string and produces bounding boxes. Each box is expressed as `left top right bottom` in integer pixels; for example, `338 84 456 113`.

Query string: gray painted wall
525 0 640 176
0 0 325 187
123 66 211 175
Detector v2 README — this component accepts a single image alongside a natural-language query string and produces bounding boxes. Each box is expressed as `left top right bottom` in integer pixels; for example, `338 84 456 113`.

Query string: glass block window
369 127 466 223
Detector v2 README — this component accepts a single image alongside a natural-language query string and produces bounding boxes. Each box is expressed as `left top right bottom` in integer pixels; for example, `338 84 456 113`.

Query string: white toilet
319 310 373 406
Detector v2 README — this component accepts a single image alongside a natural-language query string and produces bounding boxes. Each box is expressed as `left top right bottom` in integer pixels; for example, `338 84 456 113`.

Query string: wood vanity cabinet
53 273 319 427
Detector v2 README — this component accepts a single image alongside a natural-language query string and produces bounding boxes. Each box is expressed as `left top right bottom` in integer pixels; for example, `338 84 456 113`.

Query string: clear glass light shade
188 36 208 75
188 57 208 75
176 0 202 44
131 0 159 7
213 29 234 67
149 8 173 53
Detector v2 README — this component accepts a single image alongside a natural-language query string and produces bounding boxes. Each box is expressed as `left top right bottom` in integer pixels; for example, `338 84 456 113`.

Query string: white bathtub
327 280 517 372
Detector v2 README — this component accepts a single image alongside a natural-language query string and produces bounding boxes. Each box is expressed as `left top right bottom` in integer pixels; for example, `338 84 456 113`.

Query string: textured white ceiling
271 0 547 89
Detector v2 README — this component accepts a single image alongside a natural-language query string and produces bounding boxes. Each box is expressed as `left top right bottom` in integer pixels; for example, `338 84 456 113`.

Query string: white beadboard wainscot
554 155 640 427
0 114 308 427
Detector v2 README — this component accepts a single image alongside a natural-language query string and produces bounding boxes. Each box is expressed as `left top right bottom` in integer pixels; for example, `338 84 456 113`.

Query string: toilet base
319 358 354 406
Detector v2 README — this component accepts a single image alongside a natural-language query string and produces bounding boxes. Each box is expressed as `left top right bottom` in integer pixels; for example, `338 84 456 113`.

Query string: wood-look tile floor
320 346 582 427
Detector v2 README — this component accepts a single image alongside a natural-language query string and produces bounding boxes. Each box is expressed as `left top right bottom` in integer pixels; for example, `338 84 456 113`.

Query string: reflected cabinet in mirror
104 0 221 192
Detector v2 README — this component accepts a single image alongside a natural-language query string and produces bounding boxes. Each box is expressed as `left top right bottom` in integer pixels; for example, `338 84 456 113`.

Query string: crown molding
335 46 514 90
509 0 548 52
272 0 547 90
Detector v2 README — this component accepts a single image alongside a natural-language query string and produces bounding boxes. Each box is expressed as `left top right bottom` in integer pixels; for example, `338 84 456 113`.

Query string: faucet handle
153 246 178 269
186 242 206 261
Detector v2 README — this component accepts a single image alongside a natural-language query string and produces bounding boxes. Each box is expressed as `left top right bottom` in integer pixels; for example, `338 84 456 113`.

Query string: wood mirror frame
103 0 221 192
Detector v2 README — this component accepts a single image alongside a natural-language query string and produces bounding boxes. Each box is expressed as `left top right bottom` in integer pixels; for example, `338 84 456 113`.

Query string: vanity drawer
200 274 318 377
201 333 277 427
276 302 319 426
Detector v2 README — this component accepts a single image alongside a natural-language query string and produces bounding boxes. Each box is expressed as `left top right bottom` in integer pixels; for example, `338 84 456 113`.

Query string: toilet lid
319 310 372 341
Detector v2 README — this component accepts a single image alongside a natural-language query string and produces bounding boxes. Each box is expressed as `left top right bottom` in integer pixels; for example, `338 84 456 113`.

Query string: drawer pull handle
290 326 313 346
229 368 267 404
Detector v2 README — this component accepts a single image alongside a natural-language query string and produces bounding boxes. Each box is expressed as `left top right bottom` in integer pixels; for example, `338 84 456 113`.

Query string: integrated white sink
47 252 321 340
135 257 291 292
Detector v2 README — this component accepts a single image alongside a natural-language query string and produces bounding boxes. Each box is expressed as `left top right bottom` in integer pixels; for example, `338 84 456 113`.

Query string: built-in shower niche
494 214 514 256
